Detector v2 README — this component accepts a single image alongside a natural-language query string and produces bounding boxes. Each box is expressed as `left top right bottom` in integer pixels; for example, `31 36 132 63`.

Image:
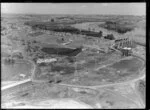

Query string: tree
67 56 76 63
92 28 95 31
4 57 15 65
104 34 115 40
61 38 64 41
33 40 37 43
99 31 103 37
51 18 55 22
12 52 24 59
22 39 25 45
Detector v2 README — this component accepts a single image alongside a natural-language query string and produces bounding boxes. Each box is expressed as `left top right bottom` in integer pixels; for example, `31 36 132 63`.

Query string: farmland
1 13 146 109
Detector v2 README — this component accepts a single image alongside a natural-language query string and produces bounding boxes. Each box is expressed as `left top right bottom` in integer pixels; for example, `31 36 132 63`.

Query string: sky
1 3 146 15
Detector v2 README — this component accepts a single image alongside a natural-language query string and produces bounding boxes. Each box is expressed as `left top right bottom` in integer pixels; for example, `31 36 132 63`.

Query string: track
1 79 31 91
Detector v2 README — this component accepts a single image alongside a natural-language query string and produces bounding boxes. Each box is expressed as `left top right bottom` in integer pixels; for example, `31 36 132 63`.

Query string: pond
1 61 33 81
41 46 82 56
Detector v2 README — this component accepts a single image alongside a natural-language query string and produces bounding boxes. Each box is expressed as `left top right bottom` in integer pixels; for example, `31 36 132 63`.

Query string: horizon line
1 12 146 16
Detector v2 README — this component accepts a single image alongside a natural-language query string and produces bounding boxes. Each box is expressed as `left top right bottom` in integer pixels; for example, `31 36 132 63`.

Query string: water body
71 22 125 39
41 46 82 57
1 61 32 81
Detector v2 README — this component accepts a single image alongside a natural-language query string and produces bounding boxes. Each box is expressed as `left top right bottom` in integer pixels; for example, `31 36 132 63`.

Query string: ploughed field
41 46 82 57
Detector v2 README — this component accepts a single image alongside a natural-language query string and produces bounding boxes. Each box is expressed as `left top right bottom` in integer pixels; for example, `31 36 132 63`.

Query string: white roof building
122 47 132 50
37 58 57 64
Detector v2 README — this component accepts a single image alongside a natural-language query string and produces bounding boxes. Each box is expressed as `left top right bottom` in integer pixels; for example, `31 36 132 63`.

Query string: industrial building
121 47 132 56
114 37 133 48
113 37 133 56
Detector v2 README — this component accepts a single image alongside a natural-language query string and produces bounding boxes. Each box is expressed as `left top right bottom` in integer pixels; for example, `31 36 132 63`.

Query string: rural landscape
1 3 146 109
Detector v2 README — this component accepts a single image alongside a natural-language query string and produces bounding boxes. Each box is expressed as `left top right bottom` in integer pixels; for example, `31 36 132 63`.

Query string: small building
20 74 26 78
37 58 57 64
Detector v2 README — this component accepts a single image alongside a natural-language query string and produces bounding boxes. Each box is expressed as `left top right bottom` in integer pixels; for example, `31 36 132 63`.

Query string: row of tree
25 20 115 40
3 58 15 65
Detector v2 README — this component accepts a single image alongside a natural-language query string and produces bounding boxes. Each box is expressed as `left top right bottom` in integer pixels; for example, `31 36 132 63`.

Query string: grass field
2 61 32 81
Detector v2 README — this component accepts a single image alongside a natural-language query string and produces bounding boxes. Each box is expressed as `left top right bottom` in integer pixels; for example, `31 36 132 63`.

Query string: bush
104 34 115 40
51 18 55 22
24 21 103 38
99 31 103 37
4 58 15 65
67 57 76 63
12 52 24 59
99 21 134 34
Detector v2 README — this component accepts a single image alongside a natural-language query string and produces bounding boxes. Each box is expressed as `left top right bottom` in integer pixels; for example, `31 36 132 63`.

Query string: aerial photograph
1 3 146 109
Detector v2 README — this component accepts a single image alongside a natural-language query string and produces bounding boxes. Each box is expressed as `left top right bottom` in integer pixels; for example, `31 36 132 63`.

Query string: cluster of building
114 37 133 56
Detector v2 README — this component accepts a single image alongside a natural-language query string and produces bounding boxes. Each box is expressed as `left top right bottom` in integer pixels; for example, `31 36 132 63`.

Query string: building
115 38 129 43
114 37 134 49
37 58 57 64
121 47 132 56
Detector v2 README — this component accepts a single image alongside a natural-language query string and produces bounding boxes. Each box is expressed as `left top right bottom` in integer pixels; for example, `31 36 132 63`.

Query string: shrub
104 34 115 40
4 58 15 65
51 18 55 22
99 31 103 37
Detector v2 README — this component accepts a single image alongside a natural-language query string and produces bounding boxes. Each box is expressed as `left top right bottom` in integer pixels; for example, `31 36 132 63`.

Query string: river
71 22 125 39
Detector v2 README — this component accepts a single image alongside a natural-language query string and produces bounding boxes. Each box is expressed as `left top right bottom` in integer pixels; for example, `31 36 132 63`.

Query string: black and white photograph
1 3 146 109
